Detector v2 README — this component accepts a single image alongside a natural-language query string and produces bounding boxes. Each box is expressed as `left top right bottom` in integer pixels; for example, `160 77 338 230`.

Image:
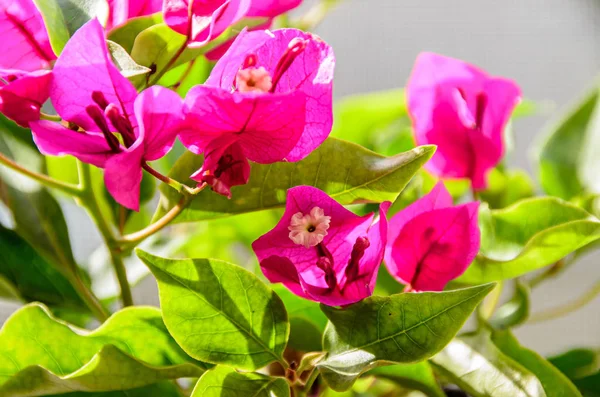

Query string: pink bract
384 182 480 292
407 52 521 190
0 0 55 71
106 0 163 30
30 19 182 211
252 186 389 307
0 69 51 127
181 28 334 197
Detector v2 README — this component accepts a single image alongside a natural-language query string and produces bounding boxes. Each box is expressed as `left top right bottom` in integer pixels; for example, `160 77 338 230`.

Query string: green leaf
33 0 70 54
367 362 445 397
56 382 183 397
458 197 600 284
191 366 290 397
56 0 109 35
537 83 600 199
155 138 435 223
479 168 535 209
317 283 495 391
136 249 290 371
491 330 581 397
0 304 205 396
489 280 530 329
431 331 546 397
549 348 598 380
107 40 151 78
574 372 600 396
107 13 163 53
0 225 86 309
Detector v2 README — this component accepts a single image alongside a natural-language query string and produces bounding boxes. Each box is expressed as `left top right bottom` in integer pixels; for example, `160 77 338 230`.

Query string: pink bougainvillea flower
180 28 334 197
0 0 56 71
163 0 251 46
407 52 521 190
384 182 480 292
106 0 163 30
252 186 389 306
29 19 182 210
0 69 51 127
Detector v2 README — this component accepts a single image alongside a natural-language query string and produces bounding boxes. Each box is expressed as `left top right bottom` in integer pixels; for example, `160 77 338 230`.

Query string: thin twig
529 280 600 323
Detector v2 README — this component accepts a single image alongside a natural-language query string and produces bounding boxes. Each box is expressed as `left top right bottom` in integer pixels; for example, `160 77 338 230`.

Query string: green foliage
479 168 535 209
32 0 70 54
367 362 445 397
489 280 530 329
317 284 494 391
459 197 600 283
107 40 151 78
137 250 290 371
155 138 435 222
107 13 163 53
192 365 290 397
0 304 204 396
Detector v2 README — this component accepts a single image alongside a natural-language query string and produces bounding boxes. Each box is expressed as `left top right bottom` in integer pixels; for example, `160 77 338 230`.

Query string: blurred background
1 0 599 355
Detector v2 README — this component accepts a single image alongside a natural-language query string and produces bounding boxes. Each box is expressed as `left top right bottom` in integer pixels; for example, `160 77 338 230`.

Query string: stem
68 272 109 321
471 185 480 201
303 369 319 392
77 161 134 307
529 258 571 289
39 112 61 121
480 281 503 320
0 152 82 196
143 162 192 194
147 39 188 88
528 280 600 323
294 0 343 30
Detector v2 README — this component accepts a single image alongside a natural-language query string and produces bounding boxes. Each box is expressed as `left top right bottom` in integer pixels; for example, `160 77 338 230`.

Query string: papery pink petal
190 137 250 198
207 29 335 161
260 256 308 298
0 69 51 127
247 0 302 17
162 0 189 35
481 77 521 147
385 182 452 269
104 139 144 210
135 86 183 161
181 85 305 163
0 0 55 71
107 0 162 30
204 20 273 61
30 120 114 167
51 19 138 133
387 202 480 291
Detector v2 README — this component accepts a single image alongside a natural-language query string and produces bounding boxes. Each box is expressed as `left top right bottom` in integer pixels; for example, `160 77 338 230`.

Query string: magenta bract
246 0 302 18
252 186 389 306
30 19 182 211
0 69 51 127
0 0 55 71
384 182 480 292
181 28 334 196
407 52 521 190
106 0 163 30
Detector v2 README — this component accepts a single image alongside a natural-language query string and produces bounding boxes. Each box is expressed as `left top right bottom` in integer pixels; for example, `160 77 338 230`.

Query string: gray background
1 0 599 356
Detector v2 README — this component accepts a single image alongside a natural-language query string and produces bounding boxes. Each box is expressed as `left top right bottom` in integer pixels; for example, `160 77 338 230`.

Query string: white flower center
288 206 331 248
235 67 273 93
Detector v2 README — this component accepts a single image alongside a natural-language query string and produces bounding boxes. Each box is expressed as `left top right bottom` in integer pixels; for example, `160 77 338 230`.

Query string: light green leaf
107 40 151 78
137 249 290 371
431 331 546 397
317 284 494 391
492 330 581 397
56 0 109 35
489 280 530 329
33 0 70 55
0 225 86 309
537 83 600 199
191 366 290 397
367 362 445 397
480 168 535 209
56 382 183 397
0 304 205 396
107 13 163 53
458 197 600 284
155 138 435 223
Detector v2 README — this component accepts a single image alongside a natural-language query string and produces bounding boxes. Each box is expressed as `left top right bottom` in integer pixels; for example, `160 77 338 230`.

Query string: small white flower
288 206 331 248
235 67 273 93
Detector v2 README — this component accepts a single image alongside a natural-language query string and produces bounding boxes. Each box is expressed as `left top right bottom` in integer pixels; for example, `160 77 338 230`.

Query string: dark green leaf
492 330 581 397
0 304 205 396
191 365 290 397
317 284 494 391
32 0 70 54
479 168 535 209
537 84 600 199
431 331 546 397
0 225 86 309
458 197 600 284
56 0 109 35
489 280 530 329
137 249 290 371
367 362 445 397
549 348 598 380
107 40 151 78
155 138 435 223
107 13 163 53
574 372 600 396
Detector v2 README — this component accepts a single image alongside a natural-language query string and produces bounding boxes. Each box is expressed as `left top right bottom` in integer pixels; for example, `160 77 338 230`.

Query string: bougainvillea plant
0 1 598 396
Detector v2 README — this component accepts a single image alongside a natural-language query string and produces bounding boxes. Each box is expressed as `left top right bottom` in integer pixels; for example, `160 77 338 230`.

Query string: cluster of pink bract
0 0 520 305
